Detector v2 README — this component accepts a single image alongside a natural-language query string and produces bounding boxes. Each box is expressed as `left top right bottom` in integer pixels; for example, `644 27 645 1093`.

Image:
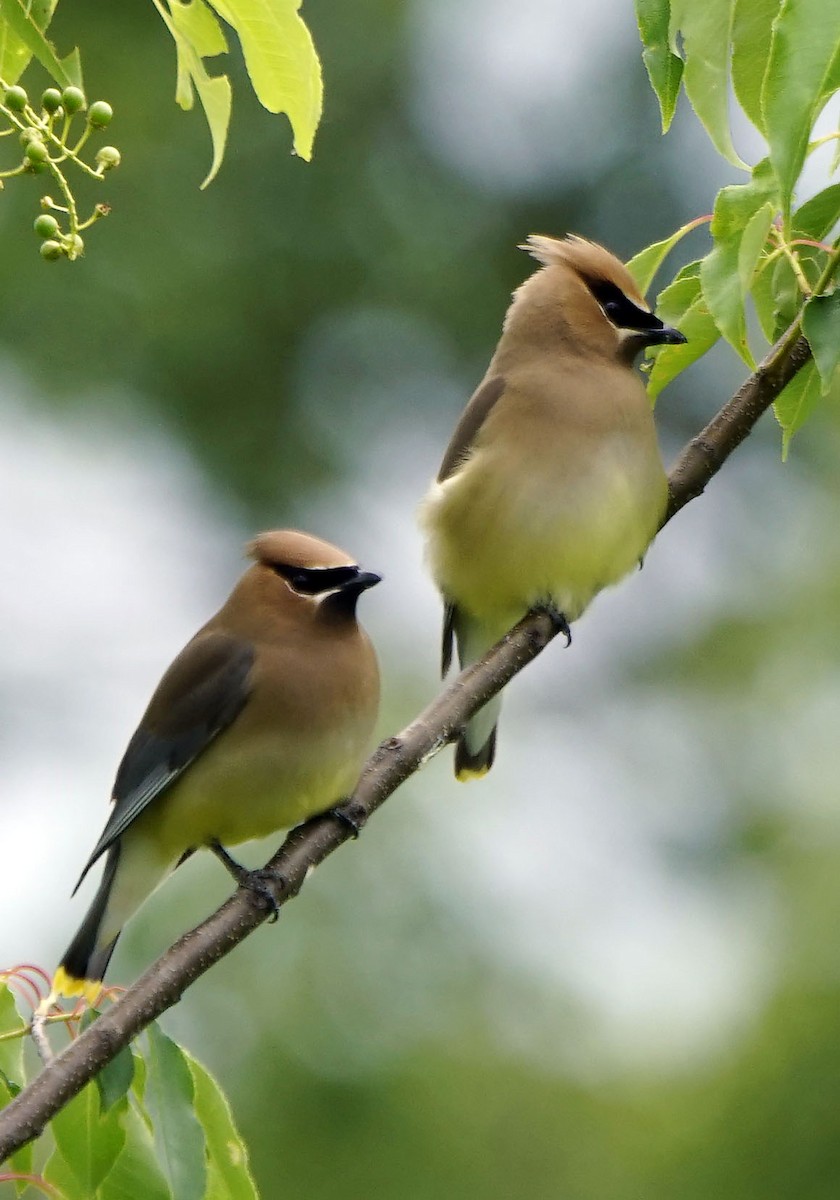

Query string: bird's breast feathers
422 427 667 622
136 721 370 854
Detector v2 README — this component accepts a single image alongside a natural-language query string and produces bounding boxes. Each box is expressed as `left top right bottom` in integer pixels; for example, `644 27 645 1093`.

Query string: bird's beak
647 323 687 347
343 569 382 594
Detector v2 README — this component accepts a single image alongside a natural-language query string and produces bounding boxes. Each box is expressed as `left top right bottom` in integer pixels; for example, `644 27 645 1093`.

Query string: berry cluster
0 81 120 261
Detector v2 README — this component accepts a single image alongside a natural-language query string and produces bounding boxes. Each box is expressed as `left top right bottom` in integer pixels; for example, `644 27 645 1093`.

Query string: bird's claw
330 801 366 839
238 868 283 923
210 840 283 921
533 602 572 646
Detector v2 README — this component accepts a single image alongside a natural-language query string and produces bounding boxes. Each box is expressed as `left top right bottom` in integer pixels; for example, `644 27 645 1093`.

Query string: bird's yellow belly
422 435 667 624
132 729 367 859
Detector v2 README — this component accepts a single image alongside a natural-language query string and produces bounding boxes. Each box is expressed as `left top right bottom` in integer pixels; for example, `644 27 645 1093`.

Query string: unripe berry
5 85 28 112
87 100 112 128
95 145 121 170
34 214 60 238
61 86 85 115
24 139 48 164
19 127 40 146
65 234 84 259
42 88 62 114
40 240 63 261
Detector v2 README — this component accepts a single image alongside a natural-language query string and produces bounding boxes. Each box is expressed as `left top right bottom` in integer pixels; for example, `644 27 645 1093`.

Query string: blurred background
3 0 840 1196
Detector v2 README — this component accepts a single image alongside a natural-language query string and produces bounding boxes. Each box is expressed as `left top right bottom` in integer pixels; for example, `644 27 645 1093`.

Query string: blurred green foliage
0 0 692 517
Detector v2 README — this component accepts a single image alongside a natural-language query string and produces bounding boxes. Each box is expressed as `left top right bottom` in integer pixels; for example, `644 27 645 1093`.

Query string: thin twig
28 1014 53 1067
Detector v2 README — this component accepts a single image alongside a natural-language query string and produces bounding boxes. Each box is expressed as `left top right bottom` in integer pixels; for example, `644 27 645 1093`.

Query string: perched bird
420 234 685 780
53 530 381 1002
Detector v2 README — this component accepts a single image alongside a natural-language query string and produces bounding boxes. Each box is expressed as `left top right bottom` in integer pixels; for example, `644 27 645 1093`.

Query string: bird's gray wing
436 377 507 673
441 602 457 677
74 630 255 891
436 375 506 482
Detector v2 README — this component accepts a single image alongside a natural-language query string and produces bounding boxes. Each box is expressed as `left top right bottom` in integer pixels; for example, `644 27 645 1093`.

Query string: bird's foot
532 602 572 647
210 841 283 922
330 799 367 839
239 869 284 922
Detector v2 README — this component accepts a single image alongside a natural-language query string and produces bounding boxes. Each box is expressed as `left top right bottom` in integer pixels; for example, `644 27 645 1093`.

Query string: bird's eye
587 279 662 333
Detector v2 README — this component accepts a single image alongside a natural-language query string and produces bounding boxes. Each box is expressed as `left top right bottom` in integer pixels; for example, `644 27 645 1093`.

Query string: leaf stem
770 227 813 294
0 1027 28 1045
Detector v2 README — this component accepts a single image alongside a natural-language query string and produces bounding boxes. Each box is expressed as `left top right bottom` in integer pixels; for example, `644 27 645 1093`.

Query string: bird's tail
53 837 174 1004
447 606 505 782
53 845 122 1004
455 692 502 781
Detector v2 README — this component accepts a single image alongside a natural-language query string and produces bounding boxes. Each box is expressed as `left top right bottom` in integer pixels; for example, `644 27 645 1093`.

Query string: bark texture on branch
0 325 812 1164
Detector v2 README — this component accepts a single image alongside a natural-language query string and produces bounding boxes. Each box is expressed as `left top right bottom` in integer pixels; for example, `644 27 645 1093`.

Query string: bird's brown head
510 234 686 365
244 530 381 621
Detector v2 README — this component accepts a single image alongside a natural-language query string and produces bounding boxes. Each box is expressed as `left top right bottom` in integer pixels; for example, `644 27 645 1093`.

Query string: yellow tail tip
51 966 103 1007
455 764 491 783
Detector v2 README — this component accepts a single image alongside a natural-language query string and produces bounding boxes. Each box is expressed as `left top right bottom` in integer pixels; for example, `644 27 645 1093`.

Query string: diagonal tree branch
0 322 816 1163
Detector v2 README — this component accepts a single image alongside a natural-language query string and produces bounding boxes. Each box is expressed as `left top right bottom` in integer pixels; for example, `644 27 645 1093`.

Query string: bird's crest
520 234 649 310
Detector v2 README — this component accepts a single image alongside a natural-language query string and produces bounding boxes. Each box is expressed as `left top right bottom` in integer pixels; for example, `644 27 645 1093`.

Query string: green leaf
186 1052 258 1200
710 161 780 235
802 291 840 393
99 1103 172 1200
96 1041 136 1114
44 1145 94 1200
131 1046 148 1107
187 67 230 185
206 0 323 160
702 246 754 366
737 202 777 352
762 0 840 215
700 171 780 365
626 217 708 295
731 0 778 132
0 1065 21 1098
669 0 745 167
0 0 77 88
739 202 776 297
634 0 684 131
820 37 840 98
145 1022 206 1200
170 0 228 56
793 183 840 240
49 1081 126 1195
0 986 29 1182
774 359 826 455
647 262 721 399
771 254 803 338
0 983 25 1087
162 0 232 187
750 258 783 342
0 0 57 86
0 1069 33 1184
59 45 83 89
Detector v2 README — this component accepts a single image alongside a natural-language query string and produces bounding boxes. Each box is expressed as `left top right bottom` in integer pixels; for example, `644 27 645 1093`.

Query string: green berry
40 239 63 261
5 85 28 112
42 88 62 114
24 139 48 165
34 214 60 238
61 86 85 115
95 145 121 170
87 100 113 128
65 234 84 259
19 127 40 147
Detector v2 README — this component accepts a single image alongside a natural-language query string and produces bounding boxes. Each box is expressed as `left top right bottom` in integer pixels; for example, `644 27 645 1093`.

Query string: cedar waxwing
53 530 381 1001
419 234 686 780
